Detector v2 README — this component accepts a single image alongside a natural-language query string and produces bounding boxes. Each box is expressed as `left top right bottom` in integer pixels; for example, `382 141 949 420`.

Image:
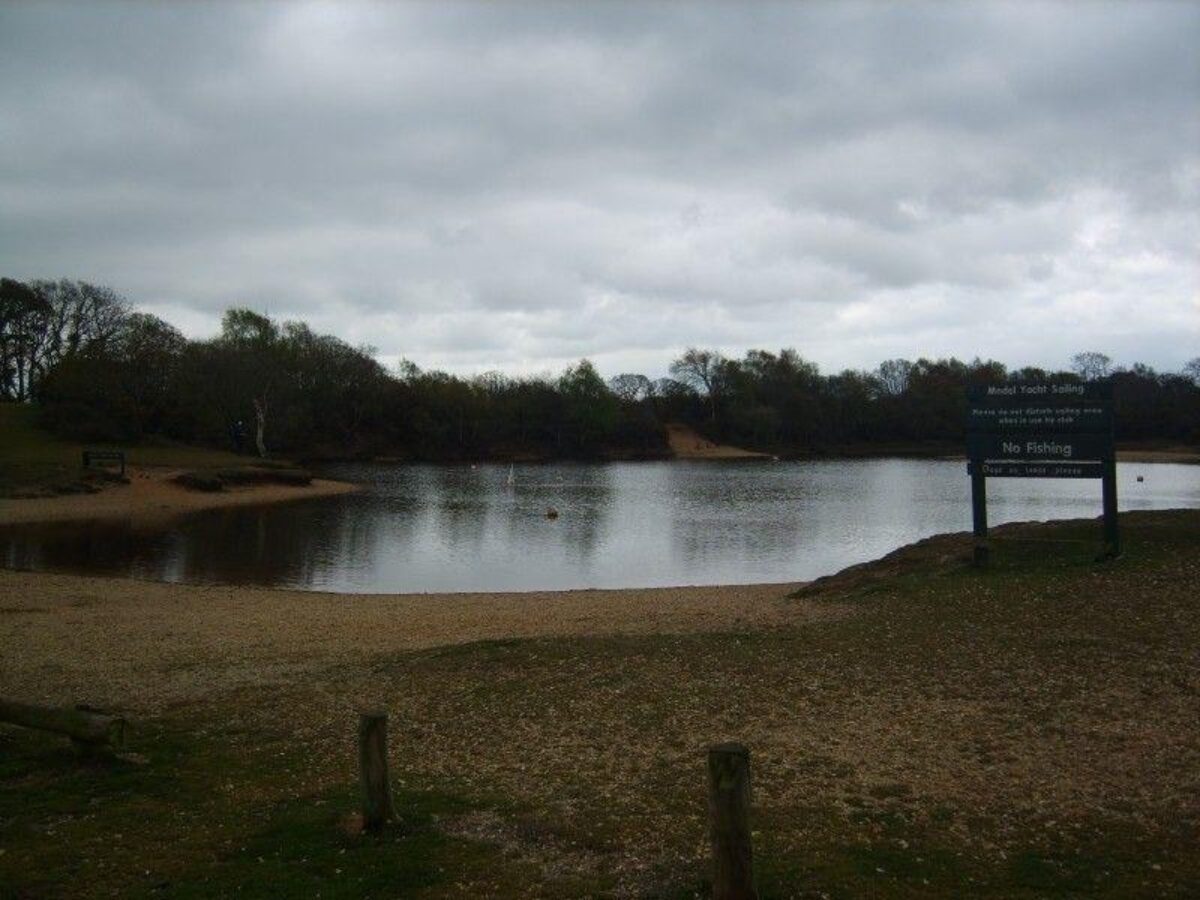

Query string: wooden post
1101 456 1120 558
970 463 989 567
0 699 126 752
708 742 758 900
358 712 395 832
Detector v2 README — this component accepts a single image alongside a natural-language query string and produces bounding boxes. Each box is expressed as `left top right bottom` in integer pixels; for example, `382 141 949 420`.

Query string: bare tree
0 278 49 401
1185 357 1200 386
220 309 280 458
608 372 654 403
0 280 128 401
875 358 913 396
32 280 128 357
1071 351 1112 382
670 348 726 421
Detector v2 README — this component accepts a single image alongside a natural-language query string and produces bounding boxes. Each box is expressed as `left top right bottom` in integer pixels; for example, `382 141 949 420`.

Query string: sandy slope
665 422 773 459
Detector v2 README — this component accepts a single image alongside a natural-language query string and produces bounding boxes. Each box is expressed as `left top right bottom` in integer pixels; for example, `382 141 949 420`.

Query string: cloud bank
1 1 1197 377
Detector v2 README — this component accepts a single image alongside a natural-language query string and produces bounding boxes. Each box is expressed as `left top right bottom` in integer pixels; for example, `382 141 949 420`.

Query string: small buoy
545 507 559 519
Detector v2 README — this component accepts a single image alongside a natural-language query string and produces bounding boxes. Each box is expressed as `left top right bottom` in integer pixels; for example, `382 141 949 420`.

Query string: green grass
0 718 573 900
0 402 252 495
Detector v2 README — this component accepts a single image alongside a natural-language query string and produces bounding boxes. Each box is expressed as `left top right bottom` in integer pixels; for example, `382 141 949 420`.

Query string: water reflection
1 460 1195 593
666 462 805 568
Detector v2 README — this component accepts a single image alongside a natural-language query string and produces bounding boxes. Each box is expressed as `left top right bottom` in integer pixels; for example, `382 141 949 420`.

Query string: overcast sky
1 1 1197 379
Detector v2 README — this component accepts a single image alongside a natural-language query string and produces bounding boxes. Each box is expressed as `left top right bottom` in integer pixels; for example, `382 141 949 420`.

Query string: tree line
3 277 1198 460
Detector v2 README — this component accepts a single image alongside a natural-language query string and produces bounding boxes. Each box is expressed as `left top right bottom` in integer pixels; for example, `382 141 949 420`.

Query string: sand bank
0 465 359 527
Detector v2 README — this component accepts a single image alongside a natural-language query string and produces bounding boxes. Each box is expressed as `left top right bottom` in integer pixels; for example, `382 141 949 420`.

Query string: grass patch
158 787 538 900
0 402 271 496
0 716 572 899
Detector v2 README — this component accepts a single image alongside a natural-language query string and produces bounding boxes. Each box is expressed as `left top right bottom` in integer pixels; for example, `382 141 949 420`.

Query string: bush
172 471 223 492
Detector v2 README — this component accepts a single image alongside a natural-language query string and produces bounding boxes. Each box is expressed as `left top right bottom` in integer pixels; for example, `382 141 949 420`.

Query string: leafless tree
670 348 726 421
1071 351 1112 382
1184 357 1200 386
0 278 48 401
874 358 913 396
608 372 654 403
0 279 127 401
220 309 279 458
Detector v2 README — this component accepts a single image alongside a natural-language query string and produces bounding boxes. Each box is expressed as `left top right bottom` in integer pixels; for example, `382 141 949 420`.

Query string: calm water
2 460 1197 592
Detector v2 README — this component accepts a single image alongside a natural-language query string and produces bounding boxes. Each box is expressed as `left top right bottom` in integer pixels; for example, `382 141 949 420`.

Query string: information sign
965 404 1112 434
965 381 1118 563
967 461 1104 479
966 382 1111 404
965 433 1112 462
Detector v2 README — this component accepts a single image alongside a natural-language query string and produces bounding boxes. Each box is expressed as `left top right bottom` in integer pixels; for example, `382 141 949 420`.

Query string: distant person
231 420 247 454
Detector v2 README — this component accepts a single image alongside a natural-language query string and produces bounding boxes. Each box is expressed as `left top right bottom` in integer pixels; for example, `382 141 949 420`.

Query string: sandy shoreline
0 455 816 716
0 569 817 714
3 513 1195 895
0 465 359 526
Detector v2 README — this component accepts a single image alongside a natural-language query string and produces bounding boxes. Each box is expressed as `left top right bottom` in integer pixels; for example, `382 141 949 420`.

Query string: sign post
970 463 988 566
966 382 1117 565
1102 457 1119 557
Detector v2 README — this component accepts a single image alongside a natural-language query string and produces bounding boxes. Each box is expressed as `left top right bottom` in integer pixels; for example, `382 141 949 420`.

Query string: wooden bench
81 449 126 477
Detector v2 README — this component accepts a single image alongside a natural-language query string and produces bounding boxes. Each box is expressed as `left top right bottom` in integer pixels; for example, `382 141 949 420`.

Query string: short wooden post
358 712 395 832
708 742 758 900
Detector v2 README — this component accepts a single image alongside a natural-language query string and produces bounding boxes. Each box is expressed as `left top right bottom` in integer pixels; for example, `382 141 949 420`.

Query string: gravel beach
0 569 821 713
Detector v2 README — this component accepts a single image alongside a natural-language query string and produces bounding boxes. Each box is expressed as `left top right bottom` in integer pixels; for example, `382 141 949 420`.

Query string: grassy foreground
0 403 245 496
2 510 1198 898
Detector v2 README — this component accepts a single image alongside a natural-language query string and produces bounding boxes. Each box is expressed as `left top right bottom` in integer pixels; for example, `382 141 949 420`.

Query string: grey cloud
1 1 1197 378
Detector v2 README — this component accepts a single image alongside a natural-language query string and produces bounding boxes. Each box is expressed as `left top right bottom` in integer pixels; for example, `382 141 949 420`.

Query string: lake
2 459 1197 593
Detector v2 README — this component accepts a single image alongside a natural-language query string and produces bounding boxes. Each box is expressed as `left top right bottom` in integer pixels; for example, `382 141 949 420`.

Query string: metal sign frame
966 382 1118 565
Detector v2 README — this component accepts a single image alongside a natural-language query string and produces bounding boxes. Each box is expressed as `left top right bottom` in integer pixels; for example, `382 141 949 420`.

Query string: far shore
1113 446 1200 464
0 465 359 527
4 444 1195 529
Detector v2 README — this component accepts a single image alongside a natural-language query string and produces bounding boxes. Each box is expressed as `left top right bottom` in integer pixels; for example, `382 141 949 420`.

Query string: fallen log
0 699 126 752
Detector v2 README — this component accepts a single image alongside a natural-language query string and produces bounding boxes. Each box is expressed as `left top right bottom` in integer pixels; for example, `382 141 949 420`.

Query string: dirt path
665 422 773 459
